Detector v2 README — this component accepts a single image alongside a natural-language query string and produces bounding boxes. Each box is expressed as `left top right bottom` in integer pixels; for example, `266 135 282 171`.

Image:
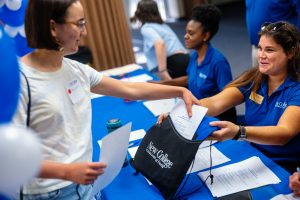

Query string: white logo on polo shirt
275 101 287 109
198 73 207 79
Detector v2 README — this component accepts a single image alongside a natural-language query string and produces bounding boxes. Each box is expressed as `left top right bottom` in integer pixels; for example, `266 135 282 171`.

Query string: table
91 69 292 200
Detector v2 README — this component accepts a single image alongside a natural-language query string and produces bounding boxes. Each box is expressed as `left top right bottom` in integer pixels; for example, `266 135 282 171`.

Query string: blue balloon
0 193 10 200
0 0 28 27
0 26 20 124
14 33 33 57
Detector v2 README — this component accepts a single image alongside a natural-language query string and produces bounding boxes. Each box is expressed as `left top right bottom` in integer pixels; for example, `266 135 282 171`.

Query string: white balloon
4 24 19 38
0 0 6 8
0 123 42 196
5 0 21 11
19 24 25 38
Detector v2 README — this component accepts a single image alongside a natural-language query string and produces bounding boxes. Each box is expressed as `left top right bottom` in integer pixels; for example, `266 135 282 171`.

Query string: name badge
66 78 85 104
249 91 264 104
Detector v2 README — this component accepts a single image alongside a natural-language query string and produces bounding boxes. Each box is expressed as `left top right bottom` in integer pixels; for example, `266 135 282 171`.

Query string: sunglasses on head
260 21 296 43
261 22 287 32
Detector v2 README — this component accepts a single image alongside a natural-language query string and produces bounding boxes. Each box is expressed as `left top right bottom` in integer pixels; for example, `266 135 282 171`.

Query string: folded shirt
195 116 220 140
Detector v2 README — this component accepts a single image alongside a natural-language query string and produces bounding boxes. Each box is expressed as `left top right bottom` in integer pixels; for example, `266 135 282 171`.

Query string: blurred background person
130 0 190 80
245 0 300 66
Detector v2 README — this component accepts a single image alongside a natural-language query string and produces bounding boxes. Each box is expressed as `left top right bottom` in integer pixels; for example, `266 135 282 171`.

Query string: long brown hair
226 21 300 96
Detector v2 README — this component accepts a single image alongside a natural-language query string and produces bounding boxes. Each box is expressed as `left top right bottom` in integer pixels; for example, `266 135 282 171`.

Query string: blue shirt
239 77 300 162
187 44 233 99
141 23 186 71
246 0 300 46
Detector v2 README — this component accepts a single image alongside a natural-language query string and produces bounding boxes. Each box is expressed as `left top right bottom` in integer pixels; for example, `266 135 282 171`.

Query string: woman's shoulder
63 57 88 71
142 22 168 31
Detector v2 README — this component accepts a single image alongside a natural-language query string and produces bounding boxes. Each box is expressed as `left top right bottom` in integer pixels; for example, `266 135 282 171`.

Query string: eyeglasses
261 22 287 32
60 19 87 32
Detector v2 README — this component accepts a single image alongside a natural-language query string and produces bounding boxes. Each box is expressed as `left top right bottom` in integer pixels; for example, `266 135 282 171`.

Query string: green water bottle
106 118 129 167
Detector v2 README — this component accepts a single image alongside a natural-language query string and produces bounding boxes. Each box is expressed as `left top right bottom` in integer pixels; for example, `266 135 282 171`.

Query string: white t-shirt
13 58 103 194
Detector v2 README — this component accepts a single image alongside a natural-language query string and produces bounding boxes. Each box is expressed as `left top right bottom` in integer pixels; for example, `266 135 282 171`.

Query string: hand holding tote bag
130 115 218 199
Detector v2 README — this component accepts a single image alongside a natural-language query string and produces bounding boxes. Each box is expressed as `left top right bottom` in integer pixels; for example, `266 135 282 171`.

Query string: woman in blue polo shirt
195 21 300 173
159 4 237 123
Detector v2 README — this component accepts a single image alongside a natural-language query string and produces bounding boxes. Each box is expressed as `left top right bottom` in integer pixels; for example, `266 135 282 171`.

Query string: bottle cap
106 118 122 132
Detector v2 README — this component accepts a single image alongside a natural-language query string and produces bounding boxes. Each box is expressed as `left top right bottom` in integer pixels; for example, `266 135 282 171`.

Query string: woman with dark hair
131 0 189 80
159 21 300 174
158 4 237 123
13 0 199 199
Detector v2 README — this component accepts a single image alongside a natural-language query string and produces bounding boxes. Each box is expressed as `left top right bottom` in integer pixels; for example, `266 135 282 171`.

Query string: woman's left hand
209 121 240 141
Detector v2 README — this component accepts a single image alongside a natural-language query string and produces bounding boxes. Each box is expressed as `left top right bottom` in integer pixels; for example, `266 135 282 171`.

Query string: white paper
271 193 300 200
128 146 139 158
143 98 177 116
120 74 153 82
198 156 281 198
129 129 146 142
92 122 132 196
188 146 230 173
97 129 145 149
100 64 142 76
170 99 208 140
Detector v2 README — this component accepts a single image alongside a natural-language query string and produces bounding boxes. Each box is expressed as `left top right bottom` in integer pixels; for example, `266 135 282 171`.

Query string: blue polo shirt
187 44 232 99
239 77 300 163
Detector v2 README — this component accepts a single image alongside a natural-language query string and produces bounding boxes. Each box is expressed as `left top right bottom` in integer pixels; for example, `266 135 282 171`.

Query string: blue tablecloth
91 69 292 200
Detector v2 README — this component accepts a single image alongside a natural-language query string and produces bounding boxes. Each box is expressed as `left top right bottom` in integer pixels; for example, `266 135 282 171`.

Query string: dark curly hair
191 4 222 41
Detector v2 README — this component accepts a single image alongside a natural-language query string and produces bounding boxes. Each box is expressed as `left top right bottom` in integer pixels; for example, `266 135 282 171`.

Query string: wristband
233 125 246 140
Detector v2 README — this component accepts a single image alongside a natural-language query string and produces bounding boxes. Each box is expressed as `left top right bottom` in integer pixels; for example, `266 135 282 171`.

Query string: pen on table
297 167 300 180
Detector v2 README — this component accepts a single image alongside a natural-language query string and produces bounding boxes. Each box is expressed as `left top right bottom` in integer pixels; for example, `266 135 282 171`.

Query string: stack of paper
120 74 153 82
198 156 281 198
100 63 142 77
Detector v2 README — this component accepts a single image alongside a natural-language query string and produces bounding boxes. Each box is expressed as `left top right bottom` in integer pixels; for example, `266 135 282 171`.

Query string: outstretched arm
91 76 200 116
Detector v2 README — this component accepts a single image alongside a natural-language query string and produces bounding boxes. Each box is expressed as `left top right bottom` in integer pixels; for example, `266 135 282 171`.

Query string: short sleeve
238 83 252 97
141 25 161 52
82 64 103 88
70 59 103 88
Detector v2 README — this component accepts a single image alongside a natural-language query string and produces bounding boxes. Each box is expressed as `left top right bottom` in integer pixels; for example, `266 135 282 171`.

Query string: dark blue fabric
186 44 232 99
238 76 300 163
245 0 300 46
195 116 220 140
0 194 10 200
